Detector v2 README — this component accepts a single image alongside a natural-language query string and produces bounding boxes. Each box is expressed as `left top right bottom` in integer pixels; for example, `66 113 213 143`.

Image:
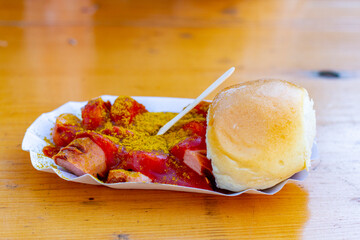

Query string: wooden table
1 0 360 239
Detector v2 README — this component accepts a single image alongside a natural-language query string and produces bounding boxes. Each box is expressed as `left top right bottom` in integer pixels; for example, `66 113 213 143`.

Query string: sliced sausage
183 150 212 176
53 137 107 178
106 169 152 183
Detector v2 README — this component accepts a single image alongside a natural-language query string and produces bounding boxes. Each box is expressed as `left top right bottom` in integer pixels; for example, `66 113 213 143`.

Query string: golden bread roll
206 79 316 191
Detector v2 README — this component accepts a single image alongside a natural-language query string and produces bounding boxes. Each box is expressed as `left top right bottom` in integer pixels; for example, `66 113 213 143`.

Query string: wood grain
1 0 360 239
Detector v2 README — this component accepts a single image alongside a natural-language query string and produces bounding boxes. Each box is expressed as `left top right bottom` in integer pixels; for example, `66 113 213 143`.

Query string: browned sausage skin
54 137 107 178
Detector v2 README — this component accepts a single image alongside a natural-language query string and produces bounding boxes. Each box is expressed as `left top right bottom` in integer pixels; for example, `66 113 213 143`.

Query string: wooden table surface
1 0 360 239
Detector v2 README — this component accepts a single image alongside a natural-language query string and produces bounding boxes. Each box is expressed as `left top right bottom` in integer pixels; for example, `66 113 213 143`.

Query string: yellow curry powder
129 112 177 135
124 111 206 152
111 96 137 126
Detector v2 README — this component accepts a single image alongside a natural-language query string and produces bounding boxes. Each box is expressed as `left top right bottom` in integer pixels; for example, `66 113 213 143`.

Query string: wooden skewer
157 67 235 135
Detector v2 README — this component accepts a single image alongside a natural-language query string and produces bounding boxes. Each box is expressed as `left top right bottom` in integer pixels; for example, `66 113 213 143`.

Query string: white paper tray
22 96 317 196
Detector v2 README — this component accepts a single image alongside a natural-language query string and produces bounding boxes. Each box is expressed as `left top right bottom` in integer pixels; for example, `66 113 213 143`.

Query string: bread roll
206 79 316 191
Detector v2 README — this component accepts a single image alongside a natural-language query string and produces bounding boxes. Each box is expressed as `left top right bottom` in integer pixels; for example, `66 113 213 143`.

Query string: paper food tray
22 96 317 196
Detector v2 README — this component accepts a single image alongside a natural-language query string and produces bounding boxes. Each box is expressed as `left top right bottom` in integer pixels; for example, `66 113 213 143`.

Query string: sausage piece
53 137 107 178
106 169 152 183
183 150 212 176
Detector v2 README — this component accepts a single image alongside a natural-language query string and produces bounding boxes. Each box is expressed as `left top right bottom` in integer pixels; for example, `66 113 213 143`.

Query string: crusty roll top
206 79 316 192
